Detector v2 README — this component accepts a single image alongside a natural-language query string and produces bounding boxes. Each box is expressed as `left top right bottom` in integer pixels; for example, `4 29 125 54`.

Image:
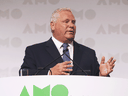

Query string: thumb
100 56 105 64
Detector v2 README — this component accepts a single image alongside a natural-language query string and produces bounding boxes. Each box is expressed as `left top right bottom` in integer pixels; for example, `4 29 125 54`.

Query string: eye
72 20 76 24
63 19 69 23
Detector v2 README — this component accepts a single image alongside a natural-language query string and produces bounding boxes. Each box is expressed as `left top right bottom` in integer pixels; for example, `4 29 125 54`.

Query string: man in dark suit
20 8 116 76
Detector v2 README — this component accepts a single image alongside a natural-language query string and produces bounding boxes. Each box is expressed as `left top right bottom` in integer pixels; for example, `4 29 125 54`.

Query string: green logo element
20 84 68 96
51 85 68 96
20 86 29 96
33 85 50 96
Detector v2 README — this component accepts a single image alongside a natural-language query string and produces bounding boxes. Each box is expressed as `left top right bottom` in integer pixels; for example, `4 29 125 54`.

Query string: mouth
67 30 74 33
67 31 74 35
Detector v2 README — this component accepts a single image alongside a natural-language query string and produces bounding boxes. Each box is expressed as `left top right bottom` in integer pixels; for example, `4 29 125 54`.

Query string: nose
68 21 75 29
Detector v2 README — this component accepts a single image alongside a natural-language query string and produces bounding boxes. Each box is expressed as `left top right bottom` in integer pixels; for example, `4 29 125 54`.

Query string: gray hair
51 8 72 23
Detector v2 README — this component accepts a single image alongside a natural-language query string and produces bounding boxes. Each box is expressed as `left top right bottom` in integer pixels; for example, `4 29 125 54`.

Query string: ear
50 21 55 33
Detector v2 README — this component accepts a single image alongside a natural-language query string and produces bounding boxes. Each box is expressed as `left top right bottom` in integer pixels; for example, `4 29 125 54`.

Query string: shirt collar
52 36 73 49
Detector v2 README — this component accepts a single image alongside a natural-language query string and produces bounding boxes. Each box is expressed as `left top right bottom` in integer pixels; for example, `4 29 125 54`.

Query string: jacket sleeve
19 46 49 76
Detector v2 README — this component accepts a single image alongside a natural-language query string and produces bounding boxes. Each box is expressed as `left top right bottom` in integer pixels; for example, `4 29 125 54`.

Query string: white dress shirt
52 36 74 65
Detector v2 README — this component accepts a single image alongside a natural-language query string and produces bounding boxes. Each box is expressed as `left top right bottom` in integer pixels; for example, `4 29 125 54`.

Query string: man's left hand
99 56 116 76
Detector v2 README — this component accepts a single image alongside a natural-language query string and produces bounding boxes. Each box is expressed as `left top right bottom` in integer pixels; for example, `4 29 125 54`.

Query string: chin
65 35 75 42
67 37 74 42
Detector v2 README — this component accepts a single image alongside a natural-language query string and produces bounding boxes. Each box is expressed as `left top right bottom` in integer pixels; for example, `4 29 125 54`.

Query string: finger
112 59 116 64
108 69 113 74
110 64 115 69
109 59 116 66
100 56 105 64
63 61 72 65
64 64 73 68
107 57 114 63
63 68 73 72
61 71 69 75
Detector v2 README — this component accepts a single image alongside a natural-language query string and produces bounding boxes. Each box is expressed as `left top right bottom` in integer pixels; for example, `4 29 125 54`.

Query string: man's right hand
49 61 73 75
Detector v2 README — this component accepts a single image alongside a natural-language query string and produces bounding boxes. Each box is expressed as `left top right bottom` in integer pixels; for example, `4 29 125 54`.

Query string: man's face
51 10 76 43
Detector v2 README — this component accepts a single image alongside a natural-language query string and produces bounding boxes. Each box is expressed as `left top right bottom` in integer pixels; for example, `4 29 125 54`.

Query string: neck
63 39 73 43
53 36 73 44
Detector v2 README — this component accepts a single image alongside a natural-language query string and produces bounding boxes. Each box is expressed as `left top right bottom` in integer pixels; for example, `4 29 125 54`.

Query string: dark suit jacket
21 38 99 76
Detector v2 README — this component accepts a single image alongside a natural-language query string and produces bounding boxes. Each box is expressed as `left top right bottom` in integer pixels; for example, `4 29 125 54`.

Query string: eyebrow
63 19 76 22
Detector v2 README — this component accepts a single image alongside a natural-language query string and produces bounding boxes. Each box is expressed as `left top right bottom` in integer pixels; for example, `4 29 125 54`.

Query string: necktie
62 43 71 69
62 43 70 61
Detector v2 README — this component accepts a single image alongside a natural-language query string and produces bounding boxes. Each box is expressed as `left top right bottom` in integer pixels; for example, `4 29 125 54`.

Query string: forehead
58 10 75 20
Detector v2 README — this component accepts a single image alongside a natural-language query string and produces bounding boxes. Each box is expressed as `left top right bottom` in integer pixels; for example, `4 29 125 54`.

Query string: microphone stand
34 49 67 75
64 52 88 75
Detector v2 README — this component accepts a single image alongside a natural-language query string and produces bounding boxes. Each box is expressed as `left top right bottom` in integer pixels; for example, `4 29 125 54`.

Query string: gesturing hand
49 61 73 75
99 56 116 76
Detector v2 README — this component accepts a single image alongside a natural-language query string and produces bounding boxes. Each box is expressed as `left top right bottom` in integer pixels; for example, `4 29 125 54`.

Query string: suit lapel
71 41 83 75
45 38 63 64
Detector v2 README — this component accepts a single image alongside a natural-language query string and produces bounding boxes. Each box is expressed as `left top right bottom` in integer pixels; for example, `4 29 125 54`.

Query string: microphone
34 49 68 75
63 50 88 75
19 68 21 76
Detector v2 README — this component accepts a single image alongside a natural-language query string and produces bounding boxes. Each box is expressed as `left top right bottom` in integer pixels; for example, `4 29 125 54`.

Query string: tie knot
62 43 69 49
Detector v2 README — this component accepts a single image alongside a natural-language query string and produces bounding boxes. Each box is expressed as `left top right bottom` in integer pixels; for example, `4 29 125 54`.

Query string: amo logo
0 37 22 48
23 0 60 5
97 0 128 5
20 84 68 96
0 9 22 19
